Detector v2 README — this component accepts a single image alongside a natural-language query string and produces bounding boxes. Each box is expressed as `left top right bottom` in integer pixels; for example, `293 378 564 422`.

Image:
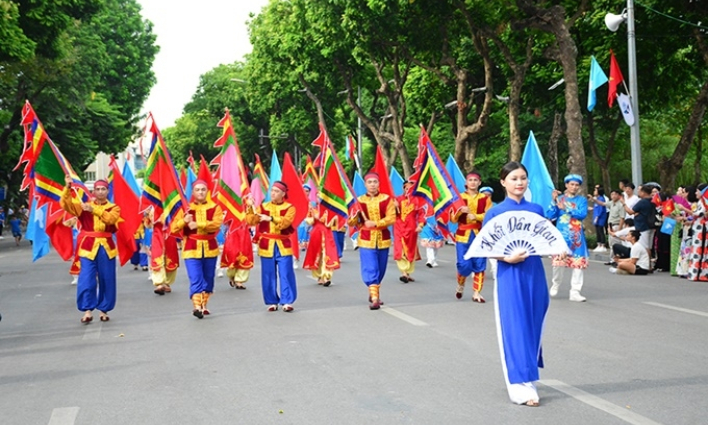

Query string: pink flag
250 177 265 207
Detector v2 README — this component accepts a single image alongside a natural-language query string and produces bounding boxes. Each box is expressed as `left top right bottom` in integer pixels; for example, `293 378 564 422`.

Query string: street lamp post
606 0 642 185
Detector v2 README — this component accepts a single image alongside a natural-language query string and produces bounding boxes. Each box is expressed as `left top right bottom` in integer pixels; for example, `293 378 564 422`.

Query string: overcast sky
138 0 270 129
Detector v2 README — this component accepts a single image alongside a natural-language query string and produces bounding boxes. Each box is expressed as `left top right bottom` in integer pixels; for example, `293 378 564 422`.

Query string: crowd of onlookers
588 179 708 281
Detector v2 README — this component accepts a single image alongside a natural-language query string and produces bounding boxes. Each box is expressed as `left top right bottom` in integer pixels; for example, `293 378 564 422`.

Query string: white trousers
551 267 584 293
425 247 437 264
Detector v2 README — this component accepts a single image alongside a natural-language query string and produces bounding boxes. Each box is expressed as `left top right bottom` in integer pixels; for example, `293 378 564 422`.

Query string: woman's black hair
595 185 605 197
629 229 641 241
686 185 698 203
500 161 528 181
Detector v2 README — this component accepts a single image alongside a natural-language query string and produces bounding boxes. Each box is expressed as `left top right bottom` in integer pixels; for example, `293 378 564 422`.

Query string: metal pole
627 0 642 185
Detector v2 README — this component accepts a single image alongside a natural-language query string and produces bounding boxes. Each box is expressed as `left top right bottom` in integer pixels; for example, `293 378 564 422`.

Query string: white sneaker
549 284 559 297
593 246 607 253
217 270 224 278
293 261 299 270
569 292 587 302
609 267 617 274
70 277 78 285
432 262 439 268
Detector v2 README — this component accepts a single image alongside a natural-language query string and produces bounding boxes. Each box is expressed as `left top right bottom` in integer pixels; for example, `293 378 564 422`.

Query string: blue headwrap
564 174 583 185
480 186 493 194
303 184 312 191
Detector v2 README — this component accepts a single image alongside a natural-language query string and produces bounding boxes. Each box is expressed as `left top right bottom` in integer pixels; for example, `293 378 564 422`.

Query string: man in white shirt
622 183 639 227
610 230 650 275
606 218 634 263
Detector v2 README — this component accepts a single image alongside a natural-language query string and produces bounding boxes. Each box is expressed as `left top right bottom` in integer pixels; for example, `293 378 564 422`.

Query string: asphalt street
0 236 706 425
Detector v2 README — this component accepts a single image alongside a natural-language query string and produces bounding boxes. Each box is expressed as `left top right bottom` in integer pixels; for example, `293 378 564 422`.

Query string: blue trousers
333 230 345 258
185 257 217 298
260 245 297 305
77 246 116 312
359 247 389 286
456 239 486 277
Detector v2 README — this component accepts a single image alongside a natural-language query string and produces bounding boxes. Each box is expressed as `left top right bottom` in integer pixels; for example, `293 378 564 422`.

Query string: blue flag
521 131 555 210
588 55 608 111
390 167 404 197
122 162 141 197
352 171 366 197
445 154 466 193
184 167 197 200
26 198 50 262
265 150 282 202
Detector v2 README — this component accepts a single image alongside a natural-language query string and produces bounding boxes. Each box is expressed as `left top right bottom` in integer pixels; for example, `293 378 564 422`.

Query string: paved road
0 237 706 424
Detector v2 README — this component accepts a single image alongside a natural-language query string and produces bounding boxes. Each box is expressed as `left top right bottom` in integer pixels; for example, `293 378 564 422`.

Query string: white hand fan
463 211 569 259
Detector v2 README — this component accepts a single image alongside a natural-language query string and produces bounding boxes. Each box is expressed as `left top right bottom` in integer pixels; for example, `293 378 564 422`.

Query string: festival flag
281 152 310 229
140 115 188 227
608 50 624 108
409 127 465 221
179 167 187 191
520 131 555 210
109 156 141 266
345 134 360 170
352 171 366 197
587 55 608 112
253 153 270 192
212 110 251 226
390 167 405 197
26 197 50 262
302 155 319 204
370 145 394 198
311 123 328 168
265 150 282 202
651 192 662 207
197 155 214 194
44 210 75 261
122 161 141 197
445 154 466 194
187 150 197 173
661 199 676 217
184 167 197 200
617 93 635 126
250 177 265 207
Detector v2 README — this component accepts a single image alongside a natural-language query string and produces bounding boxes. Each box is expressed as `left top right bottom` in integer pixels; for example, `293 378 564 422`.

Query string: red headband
193 179 208 188
272 181 288 192
93 180 109 189
466 173 481 180
364 172 380 181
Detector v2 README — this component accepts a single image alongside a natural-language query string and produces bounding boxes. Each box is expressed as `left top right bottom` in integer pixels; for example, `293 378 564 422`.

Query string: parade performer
484 161 549 407
451 171 491 303
420 215 444 268
297 185 314 252
220 209 254 290
393 180 425 283
546 174 589 302
246 181 298 312
151 213 180 295
348 172 396 310
60 175 121 324
171 180 223 318
302 202 340 286
130 213 150 271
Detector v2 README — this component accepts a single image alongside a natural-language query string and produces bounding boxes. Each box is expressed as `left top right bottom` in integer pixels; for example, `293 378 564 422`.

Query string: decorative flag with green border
212 109 251 226
140 115 188 227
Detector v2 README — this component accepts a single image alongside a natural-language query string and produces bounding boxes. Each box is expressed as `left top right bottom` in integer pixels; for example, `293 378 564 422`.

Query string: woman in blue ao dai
482 161 549 406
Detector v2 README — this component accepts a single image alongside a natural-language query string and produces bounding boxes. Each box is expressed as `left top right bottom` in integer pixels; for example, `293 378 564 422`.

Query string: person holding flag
546 174 589 302
302 198 340 287
451 171 491 303
61 175 121 324
220 212 254 290
393 180 425 283
348 172 396 310
171 180 224 318
246 181 298 312
151 211 181 296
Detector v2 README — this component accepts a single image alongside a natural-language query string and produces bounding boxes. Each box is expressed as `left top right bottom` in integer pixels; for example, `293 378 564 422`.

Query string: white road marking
643 302 708 318
539 379 662 425
48 407 79 425
381 306 428 326
82 323 101 340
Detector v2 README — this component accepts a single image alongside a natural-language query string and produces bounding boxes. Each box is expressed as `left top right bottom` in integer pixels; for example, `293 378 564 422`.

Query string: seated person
606 218 634 263
610 230 650 275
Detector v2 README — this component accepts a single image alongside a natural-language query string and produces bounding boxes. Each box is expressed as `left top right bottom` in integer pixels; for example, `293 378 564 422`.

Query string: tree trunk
548 111 563 187
695 125 703 185
658 79 708 191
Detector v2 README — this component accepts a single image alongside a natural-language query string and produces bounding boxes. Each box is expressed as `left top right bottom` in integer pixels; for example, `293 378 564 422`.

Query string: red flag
187 151 197 173
311 122 328 168
651 192 661 207
370 145 394 197
179 167 187 190
608 50 624 108
280 152 310 229
197 155 214 193
45 211 75 261
109 156 141 266
661 199 675 216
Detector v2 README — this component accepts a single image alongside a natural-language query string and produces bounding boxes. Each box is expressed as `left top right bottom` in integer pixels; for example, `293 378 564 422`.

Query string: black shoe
426 263 432 268
603 261 613 265
399 276 409 283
